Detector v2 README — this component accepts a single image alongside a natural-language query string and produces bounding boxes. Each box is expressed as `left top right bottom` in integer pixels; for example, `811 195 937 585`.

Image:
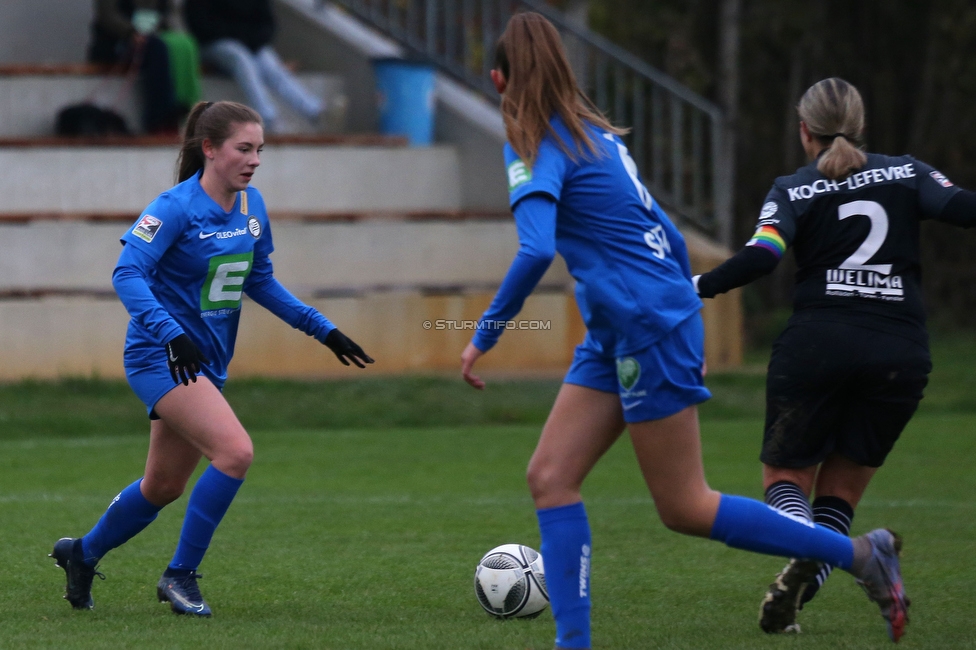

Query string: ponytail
176 101 212 183
175 101 263 184
797 78 867 180
495 13 626 167
817 133 867 181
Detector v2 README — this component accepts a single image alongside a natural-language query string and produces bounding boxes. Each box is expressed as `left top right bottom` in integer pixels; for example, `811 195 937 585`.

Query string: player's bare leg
628 406 721 537
141 419 204 506
528 383 625 650
152 378 253 616
527 383 625 509
152 377 253 480
815 454 877 507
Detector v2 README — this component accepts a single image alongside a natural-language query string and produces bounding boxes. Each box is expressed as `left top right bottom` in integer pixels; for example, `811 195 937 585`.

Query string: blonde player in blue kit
50 101 373 616
460 13 909 647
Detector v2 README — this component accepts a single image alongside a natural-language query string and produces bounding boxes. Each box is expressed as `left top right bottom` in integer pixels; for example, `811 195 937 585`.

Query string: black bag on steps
55 103 130 136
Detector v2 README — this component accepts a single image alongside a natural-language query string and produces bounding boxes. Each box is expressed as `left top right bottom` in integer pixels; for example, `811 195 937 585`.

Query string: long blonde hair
797 78 867 180
494 12 625 167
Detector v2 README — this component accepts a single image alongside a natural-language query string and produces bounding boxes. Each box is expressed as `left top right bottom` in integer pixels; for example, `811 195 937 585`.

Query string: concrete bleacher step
0 137 463 213
0 287 578 379
0 209 579 380
0 210 574 297
0 208 745 378
0 65 347 136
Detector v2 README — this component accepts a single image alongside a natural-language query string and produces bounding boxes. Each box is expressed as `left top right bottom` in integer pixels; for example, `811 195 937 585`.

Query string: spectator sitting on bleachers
183 0 330 133
89 0 195 134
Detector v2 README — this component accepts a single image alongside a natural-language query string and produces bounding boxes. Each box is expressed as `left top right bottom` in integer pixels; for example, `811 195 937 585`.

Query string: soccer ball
474 544 548 619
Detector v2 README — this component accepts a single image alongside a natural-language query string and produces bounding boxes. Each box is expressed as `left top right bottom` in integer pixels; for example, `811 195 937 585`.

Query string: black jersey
756 154 961 339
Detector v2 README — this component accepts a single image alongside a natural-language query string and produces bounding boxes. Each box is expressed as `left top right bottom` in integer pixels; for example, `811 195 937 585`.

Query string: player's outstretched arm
246 275 374 368
694 245 781 299
469 193 557 355
460 194 555 389
933 188 976 227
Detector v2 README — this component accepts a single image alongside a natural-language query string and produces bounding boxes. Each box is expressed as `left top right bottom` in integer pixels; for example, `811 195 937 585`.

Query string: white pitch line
857 499 974 509
2 492 969 510
0 436 146 450
0 493 108 504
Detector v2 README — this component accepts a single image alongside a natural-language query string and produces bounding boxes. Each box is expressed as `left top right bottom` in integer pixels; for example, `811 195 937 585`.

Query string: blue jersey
475 116 701 357
117 172 332 384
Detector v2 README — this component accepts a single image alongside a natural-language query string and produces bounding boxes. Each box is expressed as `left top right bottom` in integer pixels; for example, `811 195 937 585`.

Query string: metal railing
332 0 732 244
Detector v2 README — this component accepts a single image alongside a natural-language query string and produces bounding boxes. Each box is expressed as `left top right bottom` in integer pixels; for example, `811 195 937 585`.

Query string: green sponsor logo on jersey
507 160 532 191
200 252 253 311
616 357 641 391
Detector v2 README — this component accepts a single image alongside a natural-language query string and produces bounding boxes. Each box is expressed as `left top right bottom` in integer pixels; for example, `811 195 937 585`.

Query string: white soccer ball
474 544 548 619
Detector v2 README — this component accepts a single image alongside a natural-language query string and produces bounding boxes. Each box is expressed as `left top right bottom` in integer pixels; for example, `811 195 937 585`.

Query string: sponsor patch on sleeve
507 160 532 192
132 215 162 243
929 170 954 188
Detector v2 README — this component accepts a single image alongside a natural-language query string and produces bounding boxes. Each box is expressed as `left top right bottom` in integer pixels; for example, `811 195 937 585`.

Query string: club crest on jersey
507 160 532 191
616 357 641 391
759 202 779 223
132 215 162 243
930 170 954 188
247 215 261 238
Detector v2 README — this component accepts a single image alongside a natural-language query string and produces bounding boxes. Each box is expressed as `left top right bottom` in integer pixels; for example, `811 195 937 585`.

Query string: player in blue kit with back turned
50 100 373 616
460 13 910 647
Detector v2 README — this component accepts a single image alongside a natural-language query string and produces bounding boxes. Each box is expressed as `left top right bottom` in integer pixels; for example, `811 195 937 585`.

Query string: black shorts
761 320 931 469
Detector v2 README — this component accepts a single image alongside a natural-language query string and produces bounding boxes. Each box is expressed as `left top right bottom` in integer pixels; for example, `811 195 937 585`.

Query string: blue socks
537 502 591 649
537 494 854 649
169 465 244 571
81 479 162 566
78 467 243 572
709 494 854 570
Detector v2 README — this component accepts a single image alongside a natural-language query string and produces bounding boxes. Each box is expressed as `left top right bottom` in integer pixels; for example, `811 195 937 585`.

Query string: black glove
165 334 210 386
323 329 374 368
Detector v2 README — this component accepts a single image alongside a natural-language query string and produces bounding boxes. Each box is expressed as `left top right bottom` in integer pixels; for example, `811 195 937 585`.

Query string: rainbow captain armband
746 225 787 259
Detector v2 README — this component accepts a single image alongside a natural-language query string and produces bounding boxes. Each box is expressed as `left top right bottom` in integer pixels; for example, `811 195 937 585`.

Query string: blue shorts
125 346 223 419
564 314 711 423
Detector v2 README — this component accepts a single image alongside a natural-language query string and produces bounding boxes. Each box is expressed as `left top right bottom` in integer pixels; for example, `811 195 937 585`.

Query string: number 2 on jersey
837 200 892 274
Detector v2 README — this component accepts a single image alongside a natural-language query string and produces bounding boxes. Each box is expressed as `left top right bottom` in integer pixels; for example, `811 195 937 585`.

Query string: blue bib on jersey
504 117 701 356
120 173 273 384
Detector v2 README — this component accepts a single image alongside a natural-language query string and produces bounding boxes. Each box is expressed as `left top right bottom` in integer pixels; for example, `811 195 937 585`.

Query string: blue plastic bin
372 58 436 146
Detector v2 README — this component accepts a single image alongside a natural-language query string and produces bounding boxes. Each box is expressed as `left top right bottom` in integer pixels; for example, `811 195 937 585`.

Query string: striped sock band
764 480 813 521
808 496 854 593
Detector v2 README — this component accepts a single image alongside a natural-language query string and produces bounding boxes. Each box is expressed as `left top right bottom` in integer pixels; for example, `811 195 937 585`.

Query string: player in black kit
695 78 976 640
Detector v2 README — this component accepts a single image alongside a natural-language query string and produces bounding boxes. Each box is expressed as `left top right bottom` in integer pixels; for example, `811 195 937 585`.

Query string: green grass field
1 337 975 648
